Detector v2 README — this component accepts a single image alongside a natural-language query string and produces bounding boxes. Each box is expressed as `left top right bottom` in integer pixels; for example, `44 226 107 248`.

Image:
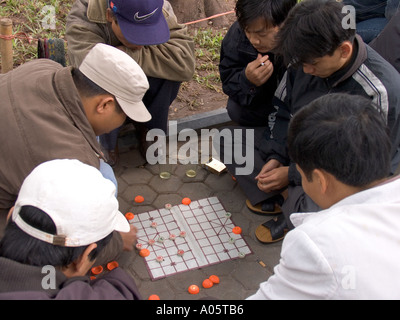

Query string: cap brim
114 210 131 233
117 97 152 123
117 14 170 46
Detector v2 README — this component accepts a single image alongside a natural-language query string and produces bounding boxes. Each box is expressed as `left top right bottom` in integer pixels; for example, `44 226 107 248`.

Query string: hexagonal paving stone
177 182 213 200
121 184 157 206
152 193 183 209
231 260 273 291
149 174 183 193
120 167 154 186
204 172 236 191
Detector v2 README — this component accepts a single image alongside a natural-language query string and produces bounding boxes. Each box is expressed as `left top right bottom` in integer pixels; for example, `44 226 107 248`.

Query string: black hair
71 67 123 114
288 93 391 187
0 205 113 267
235 0 297 30
275 0 356 66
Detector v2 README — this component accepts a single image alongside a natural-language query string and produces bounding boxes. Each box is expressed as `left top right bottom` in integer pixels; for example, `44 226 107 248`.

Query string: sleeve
257 69 303 185
55 268 142 300
219 24 260 107
257 70 292 165
65 0 111 67
246 230 338 300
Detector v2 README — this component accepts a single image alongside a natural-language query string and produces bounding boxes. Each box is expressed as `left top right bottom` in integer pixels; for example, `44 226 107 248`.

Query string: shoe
246 194 284 216
255 214 288 244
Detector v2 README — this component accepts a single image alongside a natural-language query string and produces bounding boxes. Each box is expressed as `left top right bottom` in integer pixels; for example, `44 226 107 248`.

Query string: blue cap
109 0 170 45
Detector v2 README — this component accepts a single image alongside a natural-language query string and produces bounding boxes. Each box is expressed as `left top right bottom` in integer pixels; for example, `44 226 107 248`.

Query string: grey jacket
0 257 141 300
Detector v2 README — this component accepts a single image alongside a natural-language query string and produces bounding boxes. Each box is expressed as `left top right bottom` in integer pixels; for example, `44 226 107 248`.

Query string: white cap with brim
12 159 131 247
79 43 151 123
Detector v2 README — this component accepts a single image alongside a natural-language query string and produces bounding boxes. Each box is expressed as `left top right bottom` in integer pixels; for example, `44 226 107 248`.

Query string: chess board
133 197 252 280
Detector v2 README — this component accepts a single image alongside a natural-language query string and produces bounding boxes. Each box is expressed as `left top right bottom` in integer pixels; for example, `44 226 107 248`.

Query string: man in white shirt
248 93 400 299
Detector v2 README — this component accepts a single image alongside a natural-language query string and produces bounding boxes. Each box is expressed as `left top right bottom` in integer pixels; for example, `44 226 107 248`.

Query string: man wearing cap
0 159 142 299
0 44 148 260
66 0 196 163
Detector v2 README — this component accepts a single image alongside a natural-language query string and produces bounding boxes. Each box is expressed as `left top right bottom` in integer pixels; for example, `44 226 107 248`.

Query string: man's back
0 60 100 211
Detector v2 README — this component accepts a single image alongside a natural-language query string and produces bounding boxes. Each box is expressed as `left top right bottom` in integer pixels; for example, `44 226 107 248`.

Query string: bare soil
168 0 237 120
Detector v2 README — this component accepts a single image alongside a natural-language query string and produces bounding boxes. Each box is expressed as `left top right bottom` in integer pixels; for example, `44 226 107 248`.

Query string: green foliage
0 0 73 66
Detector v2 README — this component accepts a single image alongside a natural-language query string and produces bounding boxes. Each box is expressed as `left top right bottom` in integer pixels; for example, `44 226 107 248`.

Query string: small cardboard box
203 158 227 175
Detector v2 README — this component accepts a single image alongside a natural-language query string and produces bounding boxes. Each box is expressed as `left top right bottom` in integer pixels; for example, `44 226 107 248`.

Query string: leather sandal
246 195 284 216
255 215 288 244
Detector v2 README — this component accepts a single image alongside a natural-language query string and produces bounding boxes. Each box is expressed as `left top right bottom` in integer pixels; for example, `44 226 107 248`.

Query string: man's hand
245 54 274 87
256 159 289 193
120 225 138 251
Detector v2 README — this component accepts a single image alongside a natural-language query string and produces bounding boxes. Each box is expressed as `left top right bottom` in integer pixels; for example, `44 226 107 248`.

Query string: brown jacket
0 59 103 212
66 0 195 82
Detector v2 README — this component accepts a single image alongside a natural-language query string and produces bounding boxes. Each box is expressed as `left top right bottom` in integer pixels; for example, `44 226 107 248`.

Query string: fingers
246 55 274 87
120 225 138 251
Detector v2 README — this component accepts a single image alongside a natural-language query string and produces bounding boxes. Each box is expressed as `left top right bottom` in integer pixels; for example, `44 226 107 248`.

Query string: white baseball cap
12 159 130 247
79 43 151 123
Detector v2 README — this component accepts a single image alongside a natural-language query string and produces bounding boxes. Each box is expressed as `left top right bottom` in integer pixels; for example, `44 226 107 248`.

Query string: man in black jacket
219 0 296 127
220 0 400 243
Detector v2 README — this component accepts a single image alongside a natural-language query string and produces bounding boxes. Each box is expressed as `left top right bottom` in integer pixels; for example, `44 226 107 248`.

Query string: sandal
246 195 283 216
255 215 288 244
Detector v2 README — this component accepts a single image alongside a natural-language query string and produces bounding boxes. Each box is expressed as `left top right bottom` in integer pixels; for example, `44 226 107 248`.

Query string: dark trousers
226 99 270 127
214 126 281 205
100 77 181 150
214 126 320 230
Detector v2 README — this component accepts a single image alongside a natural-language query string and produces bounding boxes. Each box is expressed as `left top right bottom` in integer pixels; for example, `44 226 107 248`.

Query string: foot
255 215 288 244
246 194 284 216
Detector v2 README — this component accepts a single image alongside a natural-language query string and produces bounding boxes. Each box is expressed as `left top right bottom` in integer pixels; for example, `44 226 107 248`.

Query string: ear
106 8 113 23
313 169 329 194
95 96 116 115
6 207 14 222
76 243 98 274
63 243 98 278
339 41 353 60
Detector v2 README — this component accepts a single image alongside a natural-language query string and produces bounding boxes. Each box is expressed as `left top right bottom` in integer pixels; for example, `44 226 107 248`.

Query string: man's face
107 9 144 51
301 43 352 78
100 104 126 135
92 99 127 136
244 17 279 54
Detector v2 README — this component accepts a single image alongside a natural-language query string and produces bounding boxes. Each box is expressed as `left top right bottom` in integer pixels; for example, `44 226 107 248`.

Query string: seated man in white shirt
248 93 400 300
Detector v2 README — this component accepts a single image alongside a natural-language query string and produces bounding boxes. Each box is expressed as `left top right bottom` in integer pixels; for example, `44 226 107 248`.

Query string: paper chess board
133 197 252 280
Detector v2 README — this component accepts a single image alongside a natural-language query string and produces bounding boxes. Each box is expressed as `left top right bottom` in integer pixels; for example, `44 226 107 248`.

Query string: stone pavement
114 130 283 300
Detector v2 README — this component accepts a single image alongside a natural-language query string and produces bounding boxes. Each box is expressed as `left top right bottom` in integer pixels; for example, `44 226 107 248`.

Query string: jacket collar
290 175 400 227
326 35 368 88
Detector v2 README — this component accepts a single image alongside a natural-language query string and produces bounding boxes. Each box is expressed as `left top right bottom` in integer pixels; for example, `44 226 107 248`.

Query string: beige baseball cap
79 43 151 123
12 159 130 247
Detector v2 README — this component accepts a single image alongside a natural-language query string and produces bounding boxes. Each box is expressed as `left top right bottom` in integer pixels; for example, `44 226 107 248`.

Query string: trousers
100 77 181 151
